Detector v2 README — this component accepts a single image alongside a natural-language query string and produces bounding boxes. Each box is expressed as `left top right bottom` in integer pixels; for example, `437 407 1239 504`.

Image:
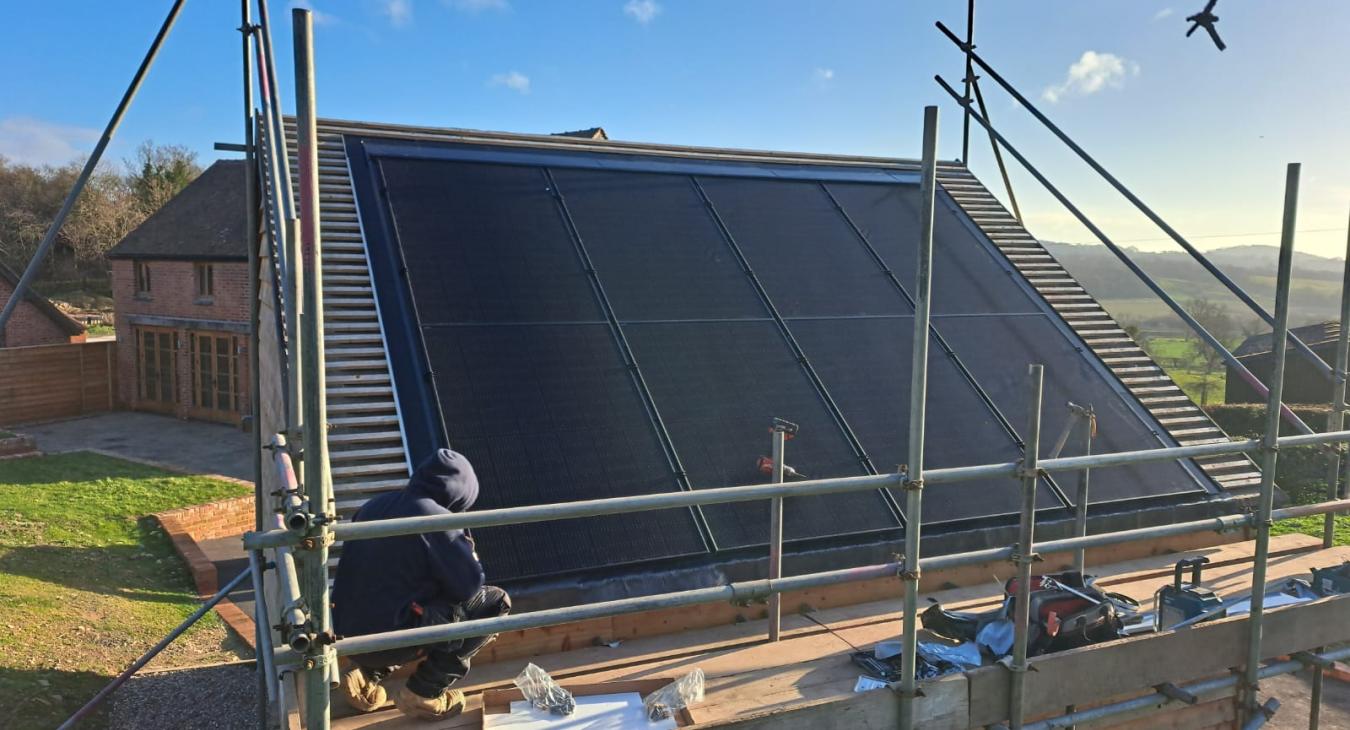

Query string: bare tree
1182 297 1236 405
125 141 201 216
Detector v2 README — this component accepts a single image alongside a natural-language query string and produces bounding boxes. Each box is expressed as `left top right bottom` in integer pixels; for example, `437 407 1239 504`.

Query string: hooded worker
334 449 511 721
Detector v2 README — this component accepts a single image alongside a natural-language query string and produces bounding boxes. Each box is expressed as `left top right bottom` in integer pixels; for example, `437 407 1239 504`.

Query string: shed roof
1234 321 1340 358
0 261 86 337
107 160 247 261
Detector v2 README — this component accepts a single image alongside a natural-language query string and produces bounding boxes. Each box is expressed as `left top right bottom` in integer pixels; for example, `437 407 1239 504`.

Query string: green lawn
0 452 250 729
1272 514 1350 547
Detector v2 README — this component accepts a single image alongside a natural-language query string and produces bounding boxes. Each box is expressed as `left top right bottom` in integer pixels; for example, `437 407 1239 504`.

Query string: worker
334 449 512 720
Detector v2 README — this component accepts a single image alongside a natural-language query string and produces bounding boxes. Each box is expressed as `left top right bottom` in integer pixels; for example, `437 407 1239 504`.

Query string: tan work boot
396 687 466 720
339 665 388 712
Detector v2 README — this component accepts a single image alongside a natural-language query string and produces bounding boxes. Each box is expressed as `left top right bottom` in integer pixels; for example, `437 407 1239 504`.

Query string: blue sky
7 1 1349 257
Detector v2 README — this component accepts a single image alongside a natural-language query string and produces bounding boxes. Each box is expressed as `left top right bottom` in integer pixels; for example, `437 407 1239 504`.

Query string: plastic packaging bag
643 668 705 722
513 663 575 716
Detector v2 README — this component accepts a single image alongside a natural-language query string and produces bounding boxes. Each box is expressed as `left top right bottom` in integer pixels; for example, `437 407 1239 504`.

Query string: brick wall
0 276 81 347
155 495 255 541
112 258 251 422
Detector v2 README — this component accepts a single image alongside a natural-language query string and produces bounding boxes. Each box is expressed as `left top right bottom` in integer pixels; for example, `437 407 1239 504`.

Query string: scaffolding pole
1009 364 1044 730
898 104 938 730
1312 207 1350 730
0 0 187 344
1241 163 1299 723
935 21 1334 384
767 424 786 642
933 73 1314 436
290 7 334 728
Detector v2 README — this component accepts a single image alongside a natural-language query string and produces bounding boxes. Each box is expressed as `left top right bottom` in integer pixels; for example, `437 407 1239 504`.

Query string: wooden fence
0 340 117 426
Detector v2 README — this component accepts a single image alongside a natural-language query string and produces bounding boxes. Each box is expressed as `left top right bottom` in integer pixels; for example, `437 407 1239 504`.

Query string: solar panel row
359 144 1207 582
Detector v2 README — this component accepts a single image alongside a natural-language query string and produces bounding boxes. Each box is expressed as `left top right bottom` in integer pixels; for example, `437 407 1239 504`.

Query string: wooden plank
687 673 966 730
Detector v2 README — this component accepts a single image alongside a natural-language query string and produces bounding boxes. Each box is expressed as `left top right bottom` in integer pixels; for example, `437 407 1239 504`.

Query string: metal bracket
1292 651 1336 669
1154 682 1199 705
1009 551 1043 566
899 569 921 581
894 686 925 699
301 645 336 671
901 478 924 492
298 530 334 551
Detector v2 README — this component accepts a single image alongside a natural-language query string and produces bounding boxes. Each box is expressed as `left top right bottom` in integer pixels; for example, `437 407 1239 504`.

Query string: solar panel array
350 140 1210 583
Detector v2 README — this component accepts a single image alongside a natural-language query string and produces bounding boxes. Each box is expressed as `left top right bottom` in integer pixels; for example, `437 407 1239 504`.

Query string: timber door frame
187 330 243 424
133 325 178 415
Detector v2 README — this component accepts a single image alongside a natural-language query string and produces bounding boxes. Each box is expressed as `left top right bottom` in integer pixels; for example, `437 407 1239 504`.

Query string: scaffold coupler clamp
1009 549 1043 567
770 417 799 438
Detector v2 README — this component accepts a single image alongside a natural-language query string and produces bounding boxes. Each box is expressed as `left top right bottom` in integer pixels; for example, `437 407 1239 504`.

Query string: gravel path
109 662 266 729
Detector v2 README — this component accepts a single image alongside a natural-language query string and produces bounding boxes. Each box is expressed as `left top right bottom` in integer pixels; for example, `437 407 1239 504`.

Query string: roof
1234 321 1340 357
0 261 86 337
553 127 608 140
107 160 247 261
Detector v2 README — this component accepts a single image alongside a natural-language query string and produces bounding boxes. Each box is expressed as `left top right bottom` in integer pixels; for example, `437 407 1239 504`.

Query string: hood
407 449 479 513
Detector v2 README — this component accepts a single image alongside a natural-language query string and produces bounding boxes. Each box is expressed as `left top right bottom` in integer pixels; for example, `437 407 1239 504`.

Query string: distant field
1137 336 1228 405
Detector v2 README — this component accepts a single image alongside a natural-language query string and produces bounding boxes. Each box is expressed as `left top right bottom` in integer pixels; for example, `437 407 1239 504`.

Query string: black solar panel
697 177 904 318
421 324 709 579
380 158 602 324
550 168 763 321
936 314 1207 504
788 317 1060 524
824 182 1041 316
625 320 900 548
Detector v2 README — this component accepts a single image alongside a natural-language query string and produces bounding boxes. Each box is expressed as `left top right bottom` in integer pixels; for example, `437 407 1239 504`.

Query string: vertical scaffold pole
1242 163 1299 724
1009 364 1045 730
238 0 268 725
293 8 333 729
898 105 939 730
1312 207 1350 730
1073 407 1094 575
767 425 786 642
959 0 974 164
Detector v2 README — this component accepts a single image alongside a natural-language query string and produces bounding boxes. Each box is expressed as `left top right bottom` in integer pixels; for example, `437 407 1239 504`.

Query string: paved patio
19 411 252 480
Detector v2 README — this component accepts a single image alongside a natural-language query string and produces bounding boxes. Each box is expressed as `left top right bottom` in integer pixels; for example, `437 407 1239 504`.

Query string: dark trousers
357 586 512 698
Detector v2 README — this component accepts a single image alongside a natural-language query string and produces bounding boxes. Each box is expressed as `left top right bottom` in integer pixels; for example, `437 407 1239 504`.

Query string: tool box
1155 557 1225 630
1311 562 1350 596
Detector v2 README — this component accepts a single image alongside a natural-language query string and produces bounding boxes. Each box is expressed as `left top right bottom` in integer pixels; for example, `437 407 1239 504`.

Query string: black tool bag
922 572 1131 657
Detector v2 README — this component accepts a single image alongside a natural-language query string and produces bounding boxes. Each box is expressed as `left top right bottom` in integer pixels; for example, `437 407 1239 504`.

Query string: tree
1182 297 1236 405
125 141 201 216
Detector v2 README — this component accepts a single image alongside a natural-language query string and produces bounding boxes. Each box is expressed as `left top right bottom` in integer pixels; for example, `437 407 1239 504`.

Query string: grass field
0 452 250 729
1139 336 1231 405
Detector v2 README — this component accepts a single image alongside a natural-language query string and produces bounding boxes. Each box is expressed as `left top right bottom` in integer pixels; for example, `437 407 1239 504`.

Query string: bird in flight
1185 0 1226 51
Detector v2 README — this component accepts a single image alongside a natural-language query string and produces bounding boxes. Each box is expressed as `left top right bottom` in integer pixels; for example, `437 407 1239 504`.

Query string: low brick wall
154 495 257 646
156 494 254 542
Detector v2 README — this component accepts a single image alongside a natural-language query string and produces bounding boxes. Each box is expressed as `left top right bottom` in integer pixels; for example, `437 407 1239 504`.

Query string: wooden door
135 326 178 414
189 332 241 423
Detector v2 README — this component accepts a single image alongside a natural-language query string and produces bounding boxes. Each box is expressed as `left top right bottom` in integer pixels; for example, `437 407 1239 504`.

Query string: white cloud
444 0 508 10
814 68 835 83
623 0 661 24
289 0 338 24
381 0 412 27
1153 7 1175 21
0 117 98 167
489 71 531 94
1041 51 1139 103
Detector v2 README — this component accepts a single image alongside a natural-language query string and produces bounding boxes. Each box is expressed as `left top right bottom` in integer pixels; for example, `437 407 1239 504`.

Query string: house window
194 263 214 301
134 261 152 297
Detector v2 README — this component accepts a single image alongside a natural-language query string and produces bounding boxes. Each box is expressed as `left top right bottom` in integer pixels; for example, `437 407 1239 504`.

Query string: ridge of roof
107 159 248 261
290 115 950 171
0 261 86 337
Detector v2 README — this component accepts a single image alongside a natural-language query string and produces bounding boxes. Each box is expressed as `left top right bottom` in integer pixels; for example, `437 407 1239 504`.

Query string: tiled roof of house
107 160 248 261
0 261 86 337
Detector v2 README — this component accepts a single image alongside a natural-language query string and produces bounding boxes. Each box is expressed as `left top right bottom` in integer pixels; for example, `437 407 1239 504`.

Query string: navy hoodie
333 449 486 638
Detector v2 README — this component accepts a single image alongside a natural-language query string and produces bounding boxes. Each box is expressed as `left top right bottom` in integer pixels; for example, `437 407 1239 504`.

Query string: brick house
107 160 251 424
0 261 86 347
